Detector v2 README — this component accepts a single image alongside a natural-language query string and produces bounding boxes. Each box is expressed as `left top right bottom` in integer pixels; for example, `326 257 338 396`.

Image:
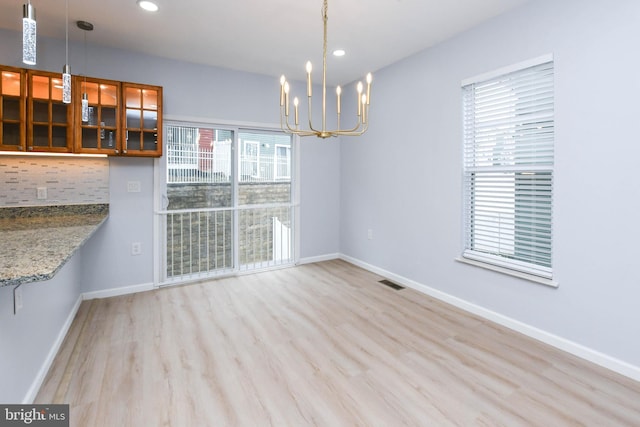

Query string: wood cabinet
27 70 74 153
0 64 163 157
0 66 26 151
73 77 121 155
122 83 162 157
73 80 162 157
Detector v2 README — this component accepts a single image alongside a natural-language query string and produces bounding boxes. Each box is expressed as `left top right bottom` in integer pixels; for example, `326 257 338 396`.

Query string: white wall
299 139 341 260
340 0 640 370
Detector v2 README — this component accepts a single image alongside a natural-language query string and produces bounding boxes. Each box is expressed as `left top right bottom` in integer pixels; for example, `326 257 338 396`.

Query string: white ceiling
0 0 531 86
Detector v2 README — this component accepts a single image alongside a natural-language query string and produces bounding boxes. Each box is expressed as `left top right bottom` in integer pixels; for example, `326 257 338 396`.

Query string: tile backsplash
0 156 109 207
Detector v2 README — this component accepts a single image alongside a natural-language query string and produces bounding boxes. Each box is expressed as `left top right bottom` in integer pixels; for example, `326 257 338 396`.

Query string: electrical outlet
367 229 374 240
14 285 23 314
131 242 142 256
127 181 141 193
36 187 47 200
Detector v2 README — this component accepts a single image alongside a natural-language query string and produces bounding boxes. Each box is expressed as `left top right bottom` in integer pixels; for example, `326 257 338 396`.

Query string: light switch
127 181 141 193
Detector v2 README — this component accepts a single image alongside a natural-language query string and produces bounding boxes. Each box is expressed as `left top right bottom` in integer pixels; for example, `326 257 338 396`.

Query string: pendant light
81 91 89 122
62 0 71 104
22 0 36 65
77 20 94 122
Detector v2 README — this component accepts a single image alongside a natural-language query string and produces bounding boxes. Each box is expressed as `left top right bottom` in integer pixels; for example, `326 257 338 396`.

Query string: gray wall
339 0 640 368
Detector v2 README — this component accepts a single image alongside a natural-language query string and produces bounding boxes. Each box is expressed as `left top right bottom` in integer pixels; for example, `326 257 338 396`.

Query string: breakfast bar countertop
0 204 109 287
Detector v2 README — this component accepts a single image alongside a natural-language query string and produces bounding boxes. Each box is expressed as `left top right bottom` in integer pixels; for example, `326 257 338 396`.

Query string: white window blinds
462 59 554 279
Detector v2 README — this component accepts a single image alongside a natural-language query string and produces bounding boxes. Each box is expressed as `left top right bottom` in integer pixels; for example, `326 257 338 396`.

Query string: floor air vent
379 279 405 290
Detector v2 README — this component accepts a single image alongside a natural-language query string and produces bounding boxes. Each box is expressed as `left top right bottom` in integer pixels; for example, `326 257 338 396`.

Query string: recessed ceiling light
137 1 159 12
332 49 346 57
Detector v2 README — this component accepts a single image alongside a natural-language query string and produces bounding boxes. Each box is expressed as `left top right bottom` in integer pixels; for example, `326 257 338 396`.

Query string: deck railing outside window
167 137 290 184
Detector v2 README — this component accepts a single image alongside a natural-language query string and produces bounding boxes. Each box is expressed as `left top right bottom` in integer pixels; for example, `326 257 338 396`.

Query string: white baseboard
340 254 640 383
83 282 155 300
23 294 83 404
298 253 340 265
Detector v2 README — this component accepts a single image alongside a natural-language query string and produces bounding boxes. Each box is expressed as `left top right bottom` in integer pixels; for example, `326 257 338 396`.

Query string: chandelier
279 0 372 138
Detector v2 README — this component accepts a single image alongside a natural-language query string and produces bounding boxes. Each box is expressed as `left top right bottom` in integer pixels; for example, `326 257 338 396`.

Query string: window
275 144 291 180
462 57 554 280
242 140 260 179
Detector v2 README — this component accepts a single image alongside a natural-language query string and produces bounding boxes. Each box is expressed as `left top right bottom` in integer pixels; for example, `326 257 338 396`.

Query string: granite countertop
0 204 109 287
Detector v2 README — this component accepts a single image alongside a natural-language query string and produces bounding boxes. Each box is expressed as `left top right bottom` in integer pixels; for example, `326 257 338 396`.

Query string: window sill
455 257 558 288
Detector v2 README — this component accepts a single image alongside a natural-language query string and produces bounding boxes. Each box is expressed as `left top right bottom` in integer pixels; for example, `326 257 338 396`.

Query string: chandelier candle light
22 0 36 65
279 0 372 138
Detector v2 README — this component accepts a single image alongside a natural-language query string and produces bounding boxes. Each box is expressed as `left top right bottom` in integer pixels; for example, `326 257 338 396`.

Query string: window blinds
462 60 554 279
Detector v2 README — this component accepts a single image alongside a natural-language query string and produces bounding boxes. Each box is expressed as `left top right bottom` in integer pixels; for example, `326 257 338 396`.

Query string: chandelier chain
322 0 328 62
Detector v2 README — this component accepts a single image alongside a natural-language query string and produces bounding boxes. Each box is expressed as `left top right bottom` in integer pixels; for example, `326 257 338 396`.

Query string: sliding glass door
158 123 295 284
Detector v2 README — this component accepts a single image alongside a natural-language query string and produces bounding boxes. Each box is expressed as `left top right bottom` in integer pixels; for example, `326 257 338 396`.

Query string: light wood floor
36 260 640 426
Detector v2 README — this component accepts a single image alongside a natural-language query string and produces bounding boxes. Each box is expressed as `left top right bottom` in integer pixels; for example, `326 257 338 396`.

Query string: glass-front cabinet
123 83 162 156
0 64 163 157
27 70 73 152
74 77 121 154
0 66 26 151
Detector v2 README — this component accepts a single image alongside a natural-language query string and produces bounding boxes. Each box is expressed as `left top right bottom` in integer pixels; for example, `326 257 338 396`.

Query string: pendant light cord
65 0 69 65
83 31 87 84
